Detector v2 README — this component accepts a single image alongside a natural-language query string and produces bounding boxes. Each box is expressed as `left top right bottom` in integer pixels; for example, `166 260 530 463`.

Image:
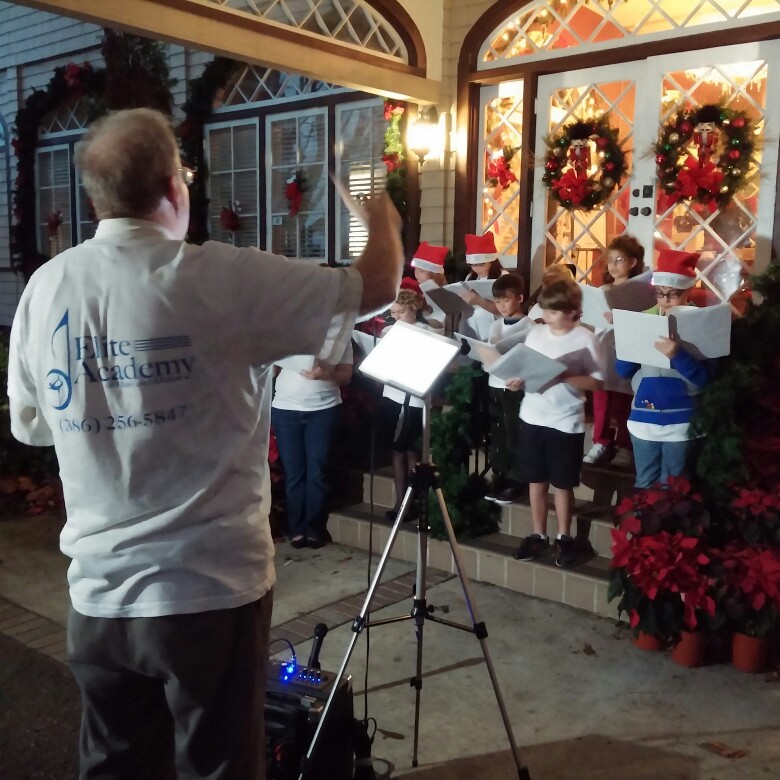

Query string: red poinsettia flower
383 152 402 173
383 101 405 121
286 180 303 217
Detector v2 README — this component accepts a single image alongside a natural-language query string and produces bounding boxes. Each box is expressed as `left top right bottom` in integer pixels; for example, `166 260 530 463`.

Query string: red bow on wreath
383 152 402 173
552 169 589 207
676 155 724 201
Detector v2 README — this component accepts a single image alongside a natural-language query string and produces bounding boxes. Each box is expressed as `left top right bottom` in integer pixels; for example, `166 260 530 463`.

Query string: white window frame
35 144 72 255
204 117 261 245
266 107 328 262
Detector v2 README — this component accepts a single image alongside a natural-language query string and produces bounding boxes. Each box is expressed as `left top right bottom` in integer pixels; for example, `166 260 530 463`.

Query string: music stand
298 322 530 779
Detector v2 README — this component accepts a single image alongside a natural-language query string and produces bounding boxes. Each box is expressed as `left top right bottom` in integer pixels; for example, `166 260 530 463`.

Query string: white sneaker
583 442 611 464
611 447 633 468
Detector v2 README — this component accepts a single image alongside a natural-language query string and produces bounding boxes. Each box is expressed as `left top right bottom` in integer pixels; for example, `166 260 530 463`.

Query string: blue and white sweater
614 349 709 429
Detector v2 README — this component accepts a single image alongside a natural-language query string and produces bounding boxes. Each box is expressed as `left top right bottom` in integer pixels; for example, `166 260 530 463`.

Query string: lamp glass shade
408 116 440 162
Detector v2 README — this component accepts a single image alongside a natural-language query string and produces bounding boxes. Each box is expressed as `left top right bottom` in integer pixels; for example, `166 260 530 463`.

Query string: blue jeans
271 406 341 540
630 434 691 489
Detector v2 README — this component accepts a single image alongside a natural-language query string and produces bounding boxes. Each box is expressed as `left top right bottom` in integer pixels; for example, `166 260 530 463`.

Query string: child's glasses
654 288 684 300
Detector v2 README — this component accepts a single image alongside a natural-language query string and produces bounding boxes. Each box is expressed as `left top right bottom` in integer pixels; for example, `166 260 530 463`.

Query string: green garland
178 57 241 243
10 31 176 281
541 116 628 212
382 99 408 222
654 103 756 210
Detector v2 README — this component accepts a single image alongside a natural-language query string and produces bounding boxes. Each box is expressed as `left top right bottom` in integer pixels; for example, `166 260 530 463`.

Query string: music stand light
298 322 530 780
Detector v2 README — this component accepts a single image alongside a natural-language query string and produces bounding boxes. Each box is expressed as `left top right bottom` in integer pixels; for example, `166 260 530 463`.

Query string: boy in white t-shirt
507 281 605 568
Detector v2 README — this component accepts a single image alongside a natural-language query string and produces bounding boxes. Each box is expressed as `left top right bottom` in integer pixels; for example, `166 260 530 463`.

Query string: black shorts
516 420 585 489
390 402 422 453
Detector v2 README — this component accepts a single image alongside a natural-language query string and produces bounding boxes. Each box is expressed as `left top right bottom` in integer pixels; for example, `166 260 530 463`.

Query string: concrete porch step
358 468 630 560
327 503 615 620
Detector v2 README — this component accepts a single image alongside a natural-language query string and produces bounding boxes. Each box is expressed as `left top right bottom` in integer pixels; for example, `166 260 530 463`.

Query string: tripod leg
297 486 415 780
433 487 530 779
410 511 429 768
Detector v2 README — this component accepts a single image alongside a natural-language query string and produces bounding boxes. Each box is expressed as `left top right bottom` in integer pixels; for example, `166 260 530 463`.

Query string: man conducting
7 108 402 778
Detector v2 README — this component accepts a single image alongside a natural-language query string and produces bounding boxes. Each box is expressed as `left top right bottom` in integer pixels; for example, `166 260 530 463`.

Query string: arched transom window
219 65 342 106
480 0 780 69
205 0 408 61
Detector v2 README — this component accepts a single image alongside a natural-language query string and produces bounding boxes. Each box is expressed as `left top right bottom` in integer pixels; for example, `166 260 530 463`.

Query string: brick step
328 504 615 620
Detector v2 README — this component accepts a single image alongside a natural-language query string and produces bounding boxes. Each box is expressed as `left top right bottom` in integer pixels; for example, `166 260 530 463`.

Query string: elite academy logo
46 309 195 410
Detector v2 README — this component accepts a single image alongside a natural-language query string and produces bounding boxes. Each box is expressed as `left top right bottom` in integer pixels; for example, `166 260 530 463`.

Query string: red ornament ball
678 120 693 134
596 136 609 149
655 154 667 166
728 149 741 160
545 159 559 171
604 162 616 172
731 116 746 129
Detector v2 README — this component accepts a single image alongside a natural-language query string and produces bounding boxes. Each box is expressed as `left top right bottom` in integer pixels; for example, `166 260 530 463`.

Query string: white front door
531 41 780 302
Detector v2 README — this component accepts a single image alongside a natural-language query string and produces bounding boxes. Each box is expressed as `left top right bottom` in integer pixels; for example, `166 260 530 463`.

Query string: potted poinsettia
609 528 716 653
729 483 780 545
713 542 780 672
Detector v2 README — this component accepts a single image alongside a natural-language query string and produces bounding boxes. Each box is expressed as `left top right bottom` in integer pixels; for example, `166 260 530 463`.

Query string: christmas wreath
285 170 306 217
541 117 628 211
655 104 757 211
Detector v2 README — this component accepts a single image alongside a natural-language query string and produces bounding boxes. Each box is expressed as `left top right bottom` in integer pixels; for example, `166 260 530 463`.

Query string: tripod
299 395 530 780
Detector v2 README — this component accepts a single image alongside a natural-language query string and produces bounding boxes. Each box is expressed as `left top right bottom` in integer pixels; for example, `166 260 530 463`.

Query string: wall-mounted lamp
408 106 440 167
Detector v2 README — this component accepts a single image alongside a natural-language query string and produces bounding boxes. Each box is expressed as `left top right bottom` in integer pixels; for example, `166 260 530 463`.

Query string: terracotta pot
732 632 771 673
672 630 708 668
634 631 663 651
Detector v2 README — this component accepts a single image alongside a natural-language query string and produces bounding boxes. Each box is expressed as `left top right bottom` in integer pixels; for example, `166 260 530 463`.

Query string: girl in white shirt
272 344 353 548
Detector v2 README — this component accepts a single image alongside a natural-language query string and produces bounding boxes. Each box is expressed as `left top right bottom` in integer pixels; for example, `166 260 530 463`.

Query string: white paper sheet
669 303 732 360
464 279 496 300
580 285 611 329
605 271 657 312
613 309 671 368
352 329 379 356
485 343 567 393
424 285 473 315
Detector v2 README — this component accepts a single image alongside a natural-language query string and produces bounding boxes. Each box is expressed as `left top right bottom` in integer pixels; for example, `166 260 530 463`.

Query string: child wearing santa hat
459 232 505 339
411 241 449 330
615 249 710 489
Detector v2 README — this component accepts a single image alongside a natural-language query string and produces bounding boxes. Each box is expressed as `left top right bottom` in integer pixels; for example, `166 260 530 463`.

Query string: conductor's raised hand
354 193 404 315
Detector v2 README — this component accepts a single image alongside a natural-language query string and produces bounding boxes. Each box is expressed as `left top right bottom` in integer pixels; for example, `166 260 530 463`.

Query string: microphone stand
297 394 530 779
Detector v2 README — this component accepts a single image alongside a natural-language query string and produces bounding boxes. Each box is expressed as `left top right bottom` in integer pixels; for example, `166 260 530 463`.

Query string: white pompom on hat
652 249 700 289
465 232 498 265
411 242 448 274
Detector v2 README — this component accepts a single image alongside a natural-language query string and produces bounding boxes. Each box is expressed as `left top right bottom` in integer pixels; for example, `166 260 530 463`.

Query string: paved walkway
1 513 780 778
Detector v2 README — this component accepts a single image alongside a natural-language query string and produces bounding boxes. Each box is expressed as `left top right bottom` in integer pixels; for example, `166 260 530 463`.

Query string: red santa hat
652 249 700 289
465 232 497 265
399 276 423 295
411 242 448 274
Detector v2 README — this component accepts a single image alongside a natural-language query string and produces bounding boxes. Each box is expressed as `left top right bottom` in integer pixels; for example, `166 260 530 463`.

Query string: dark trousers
272 405 341 540
488 386 522 485
67 592 273 780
